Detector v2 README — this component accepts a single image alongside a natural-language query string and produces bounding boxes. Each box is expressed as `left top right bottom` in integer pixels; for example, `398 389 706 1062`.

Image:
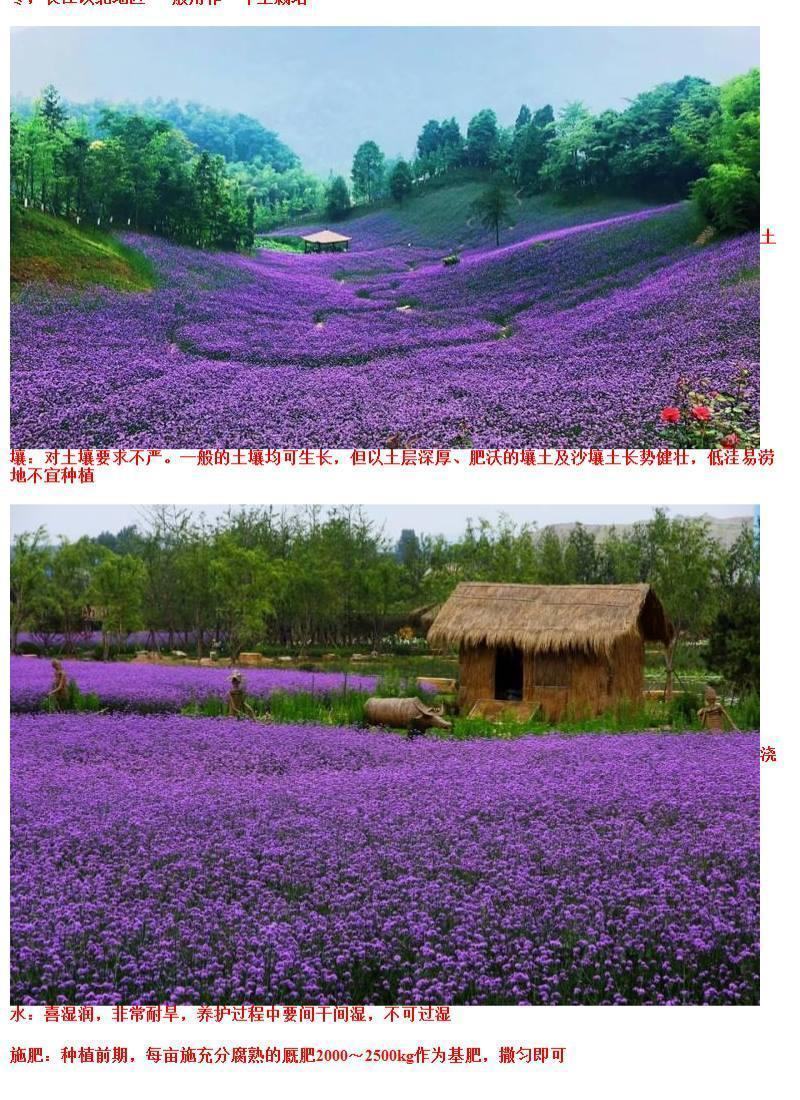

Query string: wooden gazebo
302 229 351 253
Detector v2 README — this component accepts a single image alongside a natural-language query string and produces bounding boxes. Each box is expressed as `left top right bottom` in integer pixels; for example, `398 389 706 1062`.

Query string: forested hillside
321 69 759 236
10 88 321 250
10 68 758 264
12 95 299 171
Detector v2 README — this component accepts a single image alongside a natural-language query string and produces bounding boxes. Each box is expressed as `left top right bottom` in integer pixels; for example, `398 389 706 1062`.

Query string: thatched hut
427 582 672 720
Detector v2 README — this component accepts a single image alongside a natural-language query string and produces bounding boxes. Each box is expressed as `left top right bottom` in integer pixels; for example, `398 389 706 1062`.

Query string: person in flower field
47 660 69 711
698 687 739 731
226 672 258 719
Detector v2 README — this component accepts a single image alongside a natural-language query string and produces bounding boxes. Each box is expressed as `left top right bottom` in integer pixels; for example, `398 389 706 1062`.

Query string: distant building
427 582 672 720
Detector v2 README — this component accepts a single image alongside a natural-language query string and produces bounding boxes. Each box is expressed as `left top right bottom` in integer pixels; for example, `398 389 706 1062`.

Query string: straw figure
47 659 70 711
697 687 739 731
226 672 258 720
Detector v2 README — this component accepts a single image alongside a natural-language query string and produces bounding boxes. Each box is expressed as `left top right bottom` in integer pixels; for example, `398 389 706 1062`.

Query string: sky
11 26 759 176
11 505 754 544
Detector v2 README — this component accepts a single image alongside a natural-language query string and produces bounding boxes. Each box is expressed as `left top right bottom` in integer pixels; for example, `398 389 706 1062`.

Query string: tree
416 119 442 160
9 510 753 666
693 164 759 233
11 87 315 247
540 101 594 194
465 109 499 168
244 193 256 249
564 525 599 583
471 180 513 247
537 528 567 584
414 118 464 177
514 104 532 131
706 527 760 694
10 528 53 652
533 105 555 130
671 82 722 167
639 511 722 697
690 68 759 232
39 85 68 134
50 537 108 652
88 553 146 659
351 140 385 204
193 150 227 247
325 175 351 221
63 132 91 216
438 118 464 163
136 507 205 651
388 159 413 204
210 538 283 659
511 116 551 191
718 69 760 174
96 524 145 557
174 530 216 659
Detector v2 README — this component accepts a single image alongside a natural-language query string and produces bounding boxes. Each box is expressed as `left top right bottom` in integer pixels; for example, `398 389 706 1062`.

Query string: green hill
11 210 155 292
288 183 658 252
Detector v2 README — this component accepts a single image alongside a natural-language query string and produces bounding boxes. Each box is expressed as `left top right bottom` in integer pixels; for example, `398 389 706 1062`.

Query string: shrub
693 164 759 234
667 691 702 727
658 365 758 448
733 692 760 729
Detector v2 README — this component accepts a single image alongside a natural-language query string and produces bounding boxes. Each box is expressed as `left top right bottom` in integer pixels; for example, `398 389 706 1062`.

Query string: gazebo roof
301 229 352 244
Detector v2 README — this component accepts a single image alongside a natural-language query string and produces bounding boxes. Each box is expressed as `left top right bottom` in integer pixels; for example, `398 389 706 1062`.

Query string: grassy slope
11 209 156 292
286 185 658 252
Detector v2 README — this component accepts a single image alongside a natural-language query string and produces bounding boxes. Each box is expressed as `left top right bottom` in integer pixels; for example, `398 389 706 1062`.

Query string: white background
1 2 798 1097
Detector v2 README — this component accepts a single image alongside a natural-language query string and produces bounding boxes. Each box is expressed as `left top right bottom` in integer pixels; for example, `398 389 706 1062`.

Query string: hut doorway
495 645 523 700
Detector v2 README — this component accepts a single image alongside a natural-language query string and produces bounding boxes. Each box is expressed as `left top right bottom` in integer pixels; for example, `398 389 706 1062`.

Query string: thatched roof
427 582 672 656
407 603 440 630
302 229 351 244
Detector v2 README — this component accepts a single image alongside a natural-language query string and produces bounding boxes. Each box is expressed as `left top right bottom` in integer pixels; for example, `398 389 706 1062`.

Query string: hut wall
567 652 612 718
458 644 495 712
608 635 645 706
520 649 610 720
457 636 647 719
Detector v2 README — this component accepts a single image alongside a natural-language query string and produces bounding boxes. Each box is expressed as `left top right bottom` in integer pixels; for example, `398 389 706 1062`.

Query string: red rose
660 407 681 423
720 433 739 449
691 405 712 421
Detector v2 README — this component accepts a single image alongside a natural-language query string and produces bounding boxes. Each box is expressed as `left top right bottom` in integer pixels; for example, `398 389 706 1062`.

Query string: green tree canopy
325 175 351 221
389 159 413 204
471 180 513 247
706 527 759 693
351 140 385 204
689 68 759 231
10 509 758 689
465 109 500 168
10 528 54 652
88 553 147 659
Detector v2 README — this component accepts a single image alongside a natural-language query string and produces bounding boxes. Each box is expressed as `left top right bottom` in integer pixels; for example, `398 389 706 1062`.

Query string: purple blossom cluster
10 656 376 713
16 629 196 651
11 204 758 448
11 715 759 1005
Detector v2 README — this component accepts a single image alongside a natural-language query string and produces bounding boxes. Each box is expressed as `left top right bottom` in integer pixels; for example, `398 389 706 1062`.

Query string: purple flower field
15 629 197 651
10 656 376 713
11 715 759 1005
11 203 758 448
